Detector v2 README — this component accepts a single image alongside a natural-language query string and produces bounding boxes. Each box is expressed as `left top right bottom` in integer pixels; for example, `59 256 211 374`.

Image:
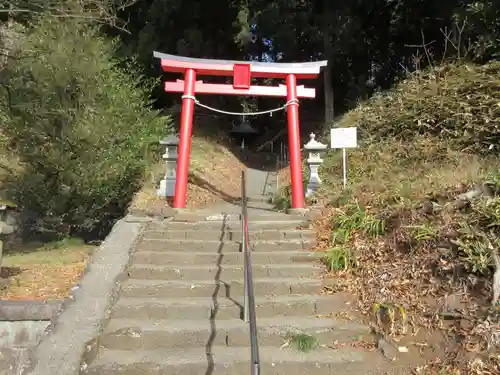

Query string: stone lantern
0 200 17 272
156 135 180 198
304 133 327 197
231 116 258 149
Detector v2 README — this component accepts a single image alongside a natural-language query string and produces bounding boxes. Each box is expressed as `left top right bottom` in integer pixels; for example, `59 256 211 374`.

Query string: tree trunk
322 0 335 124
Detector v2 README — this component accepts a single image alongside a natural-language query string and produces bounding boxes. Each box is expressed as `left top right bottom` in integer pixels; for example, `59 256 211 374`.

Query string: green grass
330 202 385 245
402 222 438 242
323 246 355 272
288 333 319 352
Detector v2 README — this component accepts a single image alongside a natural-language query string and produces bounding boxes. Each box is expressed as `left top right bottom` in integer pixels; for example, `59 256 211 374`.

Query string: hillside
278 61 500 374
129 133 245 214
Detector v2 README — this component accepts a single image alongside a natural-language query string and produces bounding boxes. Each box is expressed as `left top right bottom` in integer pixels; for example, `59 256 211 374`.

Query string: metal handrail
241 170 260 375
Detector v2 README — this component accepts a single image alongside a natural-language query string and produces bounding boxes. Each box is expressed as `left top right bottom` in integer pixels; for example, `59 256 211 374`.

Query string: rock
420 201 434 215
376 338 399 360
457 184 495 201
458 185 483 201
480 184 495 198
444 293 467 311
445 199 469 212
0 222 15 235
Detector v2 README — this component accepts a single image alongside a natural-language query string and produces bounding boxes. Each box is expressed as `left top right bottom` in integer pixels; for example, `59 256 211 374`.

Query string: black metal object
241 170 260 375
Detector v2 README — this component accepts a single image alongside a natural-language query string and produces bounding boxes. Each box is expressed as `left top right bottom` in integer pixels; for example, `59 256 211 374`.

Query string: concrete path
246 167 277 197
197 165 278 218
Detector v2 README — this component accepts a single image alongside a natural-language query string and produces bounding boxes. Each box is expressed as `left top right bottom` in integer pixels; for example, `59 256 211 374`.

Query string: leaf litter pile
311 180 500 375
0 239 95 300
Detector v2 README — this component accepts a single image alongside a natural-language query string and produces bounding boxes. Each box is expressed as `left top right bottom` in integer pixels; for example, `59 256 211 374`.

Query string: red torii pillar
153 51 327 209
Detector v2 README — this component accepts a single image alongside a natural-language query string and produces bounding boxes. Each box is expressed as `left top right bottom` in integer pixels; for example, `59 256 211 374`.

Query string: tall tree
321 0 334 124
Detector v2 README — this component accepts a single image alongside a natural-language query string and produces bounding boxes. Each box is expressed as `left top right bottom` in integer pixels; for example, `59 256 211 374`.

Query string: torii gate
153 51 327 209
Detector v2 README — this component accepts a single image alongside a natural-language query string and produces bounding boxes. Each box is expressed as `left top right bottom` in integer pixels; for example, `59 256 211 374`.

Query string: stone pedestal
0 204 16 273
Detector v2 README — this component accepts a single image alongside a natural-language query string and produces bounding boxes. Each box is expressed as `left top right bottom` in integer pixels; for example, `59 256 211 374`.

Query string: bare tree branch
440 20 470 61
0 0 137 33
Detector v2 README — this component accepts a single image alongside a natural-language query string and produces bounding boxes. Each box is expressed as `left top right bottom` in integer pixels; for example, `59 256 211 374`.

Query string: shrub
0 17 169 240
453 174 500 275
334 62 500 155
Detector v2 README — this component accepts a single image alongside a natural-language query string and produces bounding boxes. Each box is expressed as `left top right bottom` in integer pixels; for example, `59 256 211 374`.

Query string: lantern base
157 178 176 198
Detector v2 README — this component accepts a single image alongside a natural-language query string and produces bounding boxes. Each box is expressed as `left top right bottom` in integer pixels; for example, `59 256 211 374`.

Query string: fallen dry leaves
1 263 87 300
185 146 244 208
311 206 500 375
277 167 290 188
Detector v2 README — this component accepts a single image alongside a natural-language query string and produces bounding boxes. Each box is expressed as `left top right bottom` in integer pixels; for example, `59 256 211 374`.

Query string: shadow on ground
188 173 278 212
188 174 239 204
0 267 23 292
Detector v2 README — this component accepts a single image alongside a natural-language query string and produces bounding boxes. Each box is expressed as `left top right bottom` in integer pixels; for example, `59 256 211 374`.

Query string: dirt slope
130 136 244 213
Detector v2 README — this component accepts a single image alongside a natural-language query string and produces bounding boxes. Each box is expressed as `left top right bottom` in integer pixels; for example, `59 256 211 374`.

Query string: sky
249 24 282 62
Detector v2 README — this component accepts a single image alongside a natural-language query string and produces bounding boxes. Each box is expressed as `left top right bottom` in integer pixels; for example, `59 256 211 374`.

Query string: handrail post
242 170 249 323
241 169 260 375
243 253 249 322
252 362 260 375
242 221 249 322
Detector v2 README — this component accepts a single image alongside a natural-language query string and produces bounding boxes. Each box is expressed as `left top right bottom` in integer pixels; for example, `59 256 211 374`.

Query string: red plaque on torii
154 51 327 209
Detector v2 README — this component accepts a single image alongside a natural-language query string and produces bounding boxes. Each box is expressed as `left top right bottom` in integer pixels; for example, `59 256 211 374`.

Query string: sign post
330 127 358 188
342 148 347 188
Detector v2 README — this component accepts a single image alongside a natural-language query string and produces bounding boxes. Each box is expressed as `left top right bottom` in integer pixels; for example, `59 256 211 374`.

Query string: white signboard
330 127 357 149
330 127 358 189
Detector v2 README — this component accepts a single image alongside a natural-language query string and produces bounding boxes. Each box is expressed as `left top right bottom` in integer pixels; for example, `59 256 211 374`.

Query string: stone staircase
81 210 406 375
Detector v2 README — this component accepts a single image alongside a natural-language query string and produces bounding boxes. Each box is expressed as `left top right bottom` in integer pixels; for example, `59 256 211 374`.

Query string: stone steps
128 263 323 280
142 228 315 241
83 346 398 375
120 278 323 298
169 211 305 222
81 210 393 375
136 238 316 252
132 250 322 266
145 220 307 231
111 294 349 320
99 316 370 351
